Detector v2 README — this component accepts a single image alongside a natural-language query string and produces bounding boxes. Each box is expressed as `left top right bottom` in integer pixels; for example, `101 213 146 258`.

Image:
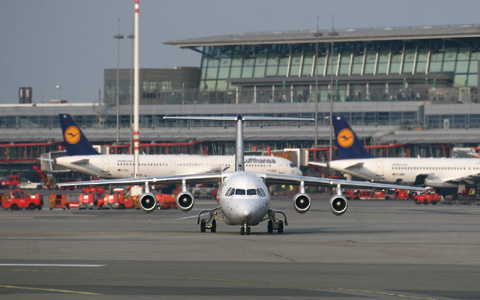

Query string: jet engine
139 192 157 213
176 191 195 212
330 195 348 216
293 193 311 214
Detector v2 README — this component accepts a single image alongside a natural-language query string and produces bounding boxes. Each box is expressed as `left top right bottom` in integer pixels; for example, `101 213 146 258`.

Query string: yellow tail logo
65 126 81 144
337 128 354 148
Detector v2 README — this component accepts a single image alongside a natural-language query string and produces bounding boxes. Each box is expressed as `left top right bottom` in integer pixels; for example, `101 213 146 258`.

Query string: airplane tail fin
59 114 99 156
332 115 372 159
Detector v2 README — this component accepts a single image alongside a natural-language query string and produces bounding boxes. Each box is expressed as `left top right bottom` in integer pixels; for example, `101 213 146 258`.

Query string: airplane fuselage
56 154 301 178
219 172 270 226
329 157 480 189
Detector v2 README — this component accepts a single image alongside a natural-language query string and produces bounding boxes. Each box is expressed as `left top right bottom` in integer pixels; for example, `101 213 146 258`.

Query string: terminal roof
165 25 480 48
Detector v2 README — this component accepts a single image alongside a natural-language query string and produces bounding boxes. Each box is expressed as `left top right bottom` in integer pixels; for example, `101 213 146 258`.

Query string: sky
1 0 480 104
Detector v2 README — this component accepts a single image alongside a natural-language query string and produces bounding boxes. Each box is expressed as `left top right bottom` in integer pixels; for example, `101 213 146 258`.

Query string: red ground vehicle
78 187 105 209
2 189 43 210
49 194 67 209
155 194 177 209
103 188 136 209
1 175 21 189
414 188 442 205
346 189 390 200
394 189 414 200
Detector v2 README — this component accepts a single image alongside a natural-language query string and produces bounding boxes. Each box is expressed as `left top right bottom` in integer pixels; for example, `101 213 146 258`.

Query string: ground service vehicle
18 181 43 190
346 189 391 200
49 194 67 209
155 194 177 210
1 175 20 189
414 188 442 205
2 189 43 210
394 189 414 200
103 188 136 209
78 193 97 209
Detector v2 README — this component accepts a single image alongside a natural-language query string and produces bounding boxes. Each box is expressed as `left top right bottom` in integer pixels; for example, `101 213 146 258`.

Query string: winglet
332 115 372 159
59 114 99 156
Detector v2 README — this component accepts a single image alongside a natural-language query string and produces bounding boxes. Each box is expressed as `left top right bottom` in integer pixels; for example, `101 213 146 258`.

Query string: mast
133 0 140 177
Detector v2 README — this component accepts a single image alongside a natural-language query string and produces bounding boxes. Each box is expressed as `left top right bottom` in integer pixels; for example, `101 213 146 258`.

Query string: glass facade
199 39 480 93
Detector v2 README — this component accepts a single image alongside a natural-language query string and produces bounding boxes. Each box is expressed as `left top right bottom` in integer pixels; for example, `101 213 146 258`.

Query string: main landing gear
197 208 220 233
266 209 287 234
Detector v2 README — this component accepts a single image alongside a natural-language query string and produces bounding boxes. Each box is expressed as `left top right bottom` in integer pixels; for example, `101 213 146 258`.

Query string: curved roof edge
165 24 480 48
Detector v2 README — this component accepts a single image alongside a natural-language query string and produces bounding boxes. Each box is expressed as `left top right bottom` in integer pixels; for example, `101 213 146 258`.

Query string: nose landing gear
241 223 251 235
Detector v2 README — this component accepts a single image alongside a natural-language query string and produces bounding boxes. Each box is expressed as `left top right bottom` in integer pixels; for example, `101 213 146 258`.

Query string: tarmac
0 194 479 299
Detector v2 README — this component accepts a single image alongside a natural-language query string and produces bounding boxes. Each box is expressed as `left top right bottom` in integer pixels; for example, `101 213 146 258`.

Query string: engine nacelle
293 193 311 214
139 192 157 213
176 191 195 212
330 195 348 216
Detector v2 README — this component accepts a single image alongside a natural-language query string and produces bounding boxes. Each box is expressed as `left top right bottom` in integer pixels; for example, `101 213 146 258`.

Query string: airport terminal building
3 24 480 177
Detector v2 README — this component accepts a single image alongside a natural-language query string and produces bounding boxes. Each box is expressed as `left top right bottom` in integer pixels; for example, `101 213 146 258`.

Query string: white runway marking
0 264 105 267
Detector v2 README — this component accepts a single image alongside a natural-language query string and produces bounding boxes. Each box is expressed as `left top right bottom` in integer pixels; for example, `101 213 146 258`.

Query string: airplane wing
429 173 480 185
58 171 424 192
258 173 425 191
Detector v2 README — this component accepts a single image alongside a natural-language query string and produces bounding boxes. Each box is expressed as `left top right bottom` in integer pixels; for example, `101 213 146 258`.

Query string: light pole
313 16 322 148
114 18 124 145
55 85 62 100
127 23 134 154
328 15 336 162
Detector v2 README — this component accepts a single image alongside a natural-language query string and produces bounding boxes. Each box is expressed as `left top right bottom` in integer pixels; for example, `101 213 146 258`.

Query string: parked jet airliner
55 114 302 178
59 115 423 235
311 115 480 196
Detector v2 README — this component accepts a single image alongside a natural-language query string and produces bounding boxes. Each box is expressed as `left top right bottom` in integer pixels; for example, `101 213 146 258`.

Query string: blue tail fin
332 115 372 159
59 114 99 156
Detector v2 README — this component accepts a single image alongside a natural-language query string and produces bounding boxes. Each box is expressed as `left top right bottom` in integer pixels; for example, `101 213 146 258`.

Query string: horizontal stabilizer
70 158 90 165
309 162 327 168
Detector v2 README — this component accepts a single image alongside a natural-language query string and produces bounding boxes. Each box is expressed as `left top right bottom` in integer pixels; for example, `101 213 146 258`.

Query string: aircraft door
103 157 110 173
376 161 384 176
279 163 285 174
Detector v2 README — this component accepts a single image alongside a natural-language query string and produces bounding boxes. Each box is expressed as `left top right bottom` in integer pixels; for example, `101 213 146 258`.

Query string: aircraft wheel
267 220 273 233
246 226 251 235
211 220 216 233
240 227 245 235
278 221 284 233
200 221 206 233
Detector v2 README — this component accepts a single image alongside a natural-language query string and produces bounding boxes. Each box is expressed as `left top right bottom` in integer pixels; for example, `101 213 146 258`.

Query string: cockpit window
235 189 245 195
247 189 257 196
257 188 266 197
290 163 296 168
225 188 235 197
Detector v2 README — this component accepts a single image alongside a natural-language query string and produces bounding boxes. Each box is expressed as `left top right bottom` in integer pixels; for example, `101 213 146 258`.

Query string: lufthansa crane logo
337 128 354 148
65 126 81 144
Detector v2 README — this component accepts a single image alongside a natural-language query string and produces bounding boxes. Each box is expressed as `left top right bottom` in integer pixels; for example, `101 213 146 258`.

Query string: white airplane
55 114 302 178
59 114 424 235
311 115 480 196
